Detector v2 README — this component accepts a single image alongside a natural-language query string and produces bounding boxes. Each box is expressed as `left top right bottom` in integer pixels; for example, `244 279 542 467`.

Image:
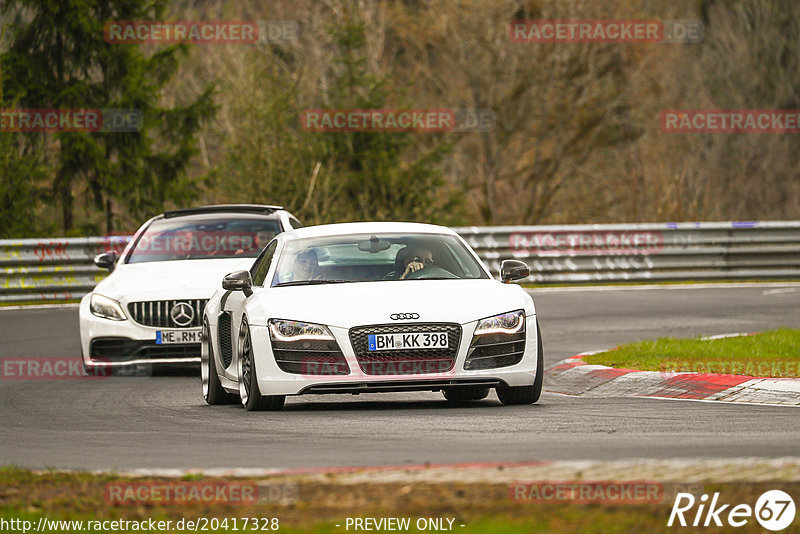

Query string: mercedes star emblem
170 302 195 327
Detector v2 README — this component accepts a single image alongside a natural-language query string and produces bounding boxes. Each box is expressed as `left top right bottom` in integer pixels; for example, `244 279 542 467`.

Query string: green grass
3 468 796 533
583 328 800 377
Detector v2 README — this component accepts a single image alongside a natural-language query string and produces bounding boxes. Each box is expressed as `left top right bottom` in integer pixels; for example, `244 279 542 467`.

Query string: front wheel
202 318 235 405
238 319 285 411
496 319 544 406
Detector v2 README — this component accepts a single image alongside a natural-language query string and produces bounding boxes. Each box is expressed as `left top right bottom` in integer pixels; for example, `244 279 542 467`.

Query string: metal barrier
0 237 130 303
455 221 800 283
2 222 799 302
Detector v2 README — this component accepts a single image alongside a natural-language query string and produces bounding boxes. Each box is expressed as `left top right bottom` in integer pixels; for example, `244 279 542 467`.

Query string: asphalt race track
1 284 798 471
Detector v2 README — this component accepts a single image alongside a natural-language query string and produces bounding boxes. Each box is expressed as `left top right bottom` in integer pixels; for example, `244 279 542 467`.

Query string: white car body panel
93 259 253 299
81 259 258 367
79 207 295 368
205 222 541 401
240 280 534 328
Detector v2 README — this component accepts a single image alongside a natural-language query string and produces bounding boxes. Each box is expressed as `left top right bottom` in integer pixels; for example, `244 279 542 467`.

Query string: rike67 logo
668 490 796 531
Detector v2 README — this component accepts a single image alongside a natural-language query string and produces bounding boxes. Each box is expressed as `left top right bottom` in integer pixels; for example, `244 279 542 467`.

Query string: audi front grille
348 323 461 375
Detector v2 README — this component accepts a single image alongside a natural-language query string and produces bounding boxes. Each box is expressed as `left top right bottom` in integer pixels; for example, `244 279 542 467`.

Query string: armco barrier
454 221 800 283
0 237 130 303
1 222 799 302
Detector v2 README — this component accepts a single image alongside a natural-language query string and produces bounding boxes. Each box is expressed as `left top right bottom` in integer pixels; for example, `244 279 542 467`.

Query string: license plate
156 329 201 344
368 332 448 351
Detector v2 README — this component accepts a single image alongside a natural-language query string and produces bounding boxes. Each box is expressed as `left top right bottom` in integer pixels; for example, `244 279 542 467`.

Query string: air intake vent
464 327 526 370
217 312 233 368
270 338 349 375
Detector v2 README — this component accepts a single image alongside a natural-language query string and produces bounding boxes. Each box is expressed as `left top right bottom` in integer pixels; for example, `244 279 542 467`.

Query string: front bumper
79 294 201 368
233 315 539 396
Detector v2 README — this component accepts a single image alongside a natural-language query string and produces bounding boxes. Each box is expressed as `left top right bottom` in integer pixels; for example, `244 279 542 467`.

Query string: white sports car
79 204 302 372
202 222 542 410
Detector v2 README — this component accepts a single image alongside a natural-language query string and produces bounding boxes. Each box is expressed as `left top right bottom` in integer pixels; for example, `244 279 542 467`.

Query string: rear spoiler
163 204 284 218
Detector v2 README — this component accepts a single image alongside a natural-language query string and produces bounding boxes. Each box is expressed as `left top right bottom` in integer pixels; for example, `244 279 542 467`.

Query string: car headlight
268 319 334 342
474 310 525 335
90 294 127 321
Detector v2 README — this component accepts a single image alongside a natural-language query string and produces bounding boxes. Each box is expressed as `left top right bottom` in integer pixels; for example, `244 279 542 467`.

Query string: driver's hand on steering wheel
400 261 424 280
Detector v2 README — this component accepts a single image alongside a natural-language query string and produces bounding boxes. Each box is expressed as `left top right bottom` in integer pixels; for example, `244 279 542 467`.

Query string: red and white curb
546 350 800 406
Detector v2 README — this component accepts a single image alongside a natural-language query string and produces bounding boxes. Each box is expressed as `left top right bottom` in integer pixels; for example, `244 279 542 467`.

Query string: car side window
251 241 278 286
289 217 303 229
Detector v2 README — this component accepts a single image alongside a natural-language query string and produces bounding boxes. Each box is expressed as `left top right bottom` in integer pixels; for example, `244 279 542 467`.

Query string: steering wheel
403 265 458 280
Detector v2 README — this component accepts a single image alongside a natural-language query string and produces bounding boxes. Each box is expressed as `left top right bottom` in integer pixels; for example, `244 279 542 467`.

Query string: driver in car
167 228 196 260
399 248 434 279
235 228 275 256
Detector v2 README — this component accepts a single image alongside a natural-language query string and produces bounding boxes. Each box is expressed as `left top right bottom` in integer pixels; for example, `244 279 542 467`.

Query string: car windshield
127 217 281 263
271 233 489 286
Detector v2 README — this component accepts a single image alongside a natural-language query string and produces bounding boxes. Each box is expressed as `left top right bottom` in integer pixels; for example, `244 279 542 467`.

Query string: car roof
162 204 284 219
280 222 457 240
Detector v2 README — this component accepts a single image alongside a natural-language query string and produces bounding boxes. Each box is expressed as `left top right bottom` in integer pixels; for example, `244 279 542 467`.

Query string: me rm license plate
156 329 201 344
368 332 448 351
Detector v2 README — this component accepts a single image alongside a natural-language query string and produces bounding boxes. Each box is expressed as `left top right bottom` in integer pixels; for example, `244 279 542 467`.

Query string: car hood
93 258 253 301
250 279 534 328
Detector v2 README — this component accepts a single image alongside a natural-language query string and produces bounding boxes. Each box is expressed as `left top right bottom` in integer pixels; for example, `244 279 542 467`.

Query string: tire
202 318 236 405
443 386 490 403
496 319 544 406
238 319 285 411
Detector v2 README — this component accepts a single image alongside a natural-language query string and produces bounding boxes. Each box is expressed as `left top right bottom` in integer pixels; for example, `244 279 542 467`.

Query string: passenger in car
292 249 323 281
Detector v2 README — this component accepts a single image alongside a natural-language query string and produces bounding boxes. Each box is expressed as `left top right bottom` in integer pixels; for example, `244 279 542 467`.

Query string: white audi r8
79 204 302 372
202 222 542 410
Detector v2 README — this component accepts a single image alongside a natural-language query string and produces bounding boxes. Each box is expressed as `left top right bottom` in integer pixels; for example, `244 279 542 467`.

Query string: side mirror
93 251 118 272
222 270 253 296
500 260 530 283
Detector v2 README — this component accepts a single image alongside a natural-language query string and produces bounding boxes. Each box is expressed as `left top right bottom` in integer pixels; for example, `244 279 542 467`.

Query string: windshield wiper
273 279 351 287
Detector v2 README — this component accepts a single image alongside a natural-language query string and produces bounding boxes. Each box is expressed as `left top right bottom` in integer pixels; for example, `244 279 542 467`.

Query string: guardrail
2 221 799 302
455 221 800 283
0 237 130 303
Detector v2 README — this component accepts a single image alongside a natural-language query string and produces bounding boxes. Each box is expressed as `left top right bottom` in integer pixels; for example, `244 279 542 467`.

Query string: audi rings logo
390 313 420 320
170 302 195 327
